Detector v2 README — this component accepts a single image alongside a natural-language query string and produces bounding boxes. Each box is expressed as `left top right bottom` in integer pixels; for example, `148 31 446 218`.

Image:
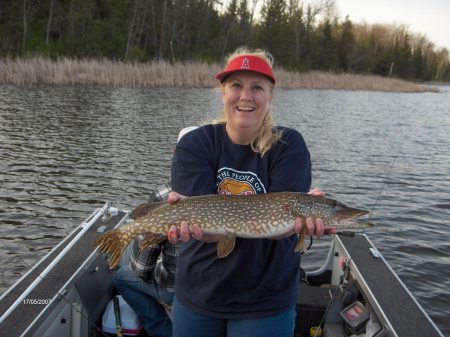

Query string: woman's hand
167 192 192 243
293 188 330 237
308 188 325 197
167 192 219 244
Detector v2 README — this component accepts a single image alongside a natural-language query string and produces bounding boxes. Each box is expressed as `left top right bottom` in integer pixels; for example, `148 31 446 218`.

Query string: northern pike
95 192 373 268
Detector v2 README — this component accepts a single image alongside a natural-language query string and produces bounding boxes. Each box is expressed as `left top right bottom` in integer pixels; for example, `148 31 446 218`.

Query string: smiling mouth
236 106 255 112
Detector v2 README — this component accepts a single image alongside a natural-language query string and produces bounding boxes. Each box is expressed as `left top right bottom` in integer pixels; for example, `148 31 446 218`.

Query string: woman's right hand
167 192 204 244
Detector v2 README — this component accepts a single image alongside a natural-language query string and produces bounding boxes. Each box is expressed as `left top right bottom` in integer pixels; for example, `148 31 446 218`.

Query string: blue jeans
114 265 174 337
172 296 296 337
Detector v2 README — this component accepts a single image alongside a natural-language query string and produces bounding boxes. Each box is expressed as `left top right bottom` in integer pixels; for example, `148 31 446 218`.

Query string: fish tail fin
294 226 308 254
95 229 132 269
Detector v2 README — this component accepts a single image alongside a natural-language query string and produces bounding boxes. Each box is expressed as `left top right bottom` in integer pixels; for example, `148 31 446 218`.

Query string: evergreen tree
397 32 413 78
314 18 337 70
258 0 290 65
412 46 425 80
286 0 306 69
336 16 355 71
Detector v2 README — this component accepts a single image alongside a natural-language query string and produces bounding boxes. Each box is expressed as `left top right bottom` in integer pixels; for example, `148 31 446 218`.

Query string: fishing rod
310 258 353 337
114 296 124 337
366 102 438 223
366 131 409 223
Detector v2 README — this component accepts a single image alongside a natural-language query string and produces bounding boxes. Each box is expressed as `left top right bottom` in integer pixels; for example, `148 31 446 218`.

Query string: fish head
333 203 369 221
327 201 374 229
293 195 370 225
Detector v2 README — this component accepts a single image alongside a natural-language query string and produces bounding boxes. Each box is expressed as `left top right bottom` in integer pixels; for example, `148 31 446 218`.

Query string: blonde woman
168 47 325 337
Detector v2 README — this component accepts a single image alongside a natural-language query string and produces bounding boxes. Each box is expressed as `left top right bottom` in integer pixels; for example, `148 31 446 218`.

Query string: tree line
0 0 449 81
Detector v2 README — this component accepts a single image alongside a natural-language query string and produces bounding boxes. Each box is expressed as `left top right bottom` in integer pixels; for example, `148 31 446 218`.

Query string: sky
336 0 450 50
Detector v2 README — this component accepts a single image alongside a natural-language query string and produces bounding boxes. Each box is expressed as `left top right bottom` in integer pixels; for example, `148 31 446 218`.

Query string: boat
0 184 444 337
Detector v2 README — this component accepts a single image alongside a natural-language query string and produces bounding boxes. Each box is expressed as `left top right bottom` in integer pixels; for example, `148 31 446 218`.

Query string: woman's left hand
293 188 326 237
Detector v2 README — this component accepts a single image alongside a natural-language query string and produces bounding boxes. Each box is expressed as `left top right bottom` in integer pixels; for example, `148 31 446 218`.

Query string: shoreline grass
0 56 439 93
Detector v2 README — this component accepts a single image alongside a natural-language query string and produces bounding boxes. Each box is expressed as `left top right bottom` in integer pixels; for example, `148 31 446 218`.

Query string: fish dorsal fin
138 233 167 250
217 234 236 258
131 202 164 220
294 225 308 254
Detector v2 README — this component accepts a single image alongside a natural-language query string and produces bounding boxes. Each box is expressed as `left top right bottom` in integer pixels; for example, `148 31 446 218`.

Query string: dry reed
0 56 438 93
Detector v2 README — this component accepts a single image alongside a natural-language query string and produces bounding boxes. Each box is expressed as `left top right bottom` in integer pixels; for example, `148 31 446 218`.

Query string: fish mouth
335 206 369 222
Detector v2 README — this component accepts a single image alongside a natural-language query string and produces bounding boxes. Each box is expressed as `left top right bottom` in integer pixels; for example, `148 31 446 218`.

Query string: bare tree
125 0 140 59
46 0 55 45
288 0 305 64
21 0 28 53
159 0 169 59
136 0 151 50
249 0 259 26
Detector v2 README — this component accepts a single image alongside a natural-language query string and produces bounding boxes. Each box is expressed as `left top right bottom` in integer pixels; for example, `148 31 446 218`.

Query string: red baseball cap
215 55 275 83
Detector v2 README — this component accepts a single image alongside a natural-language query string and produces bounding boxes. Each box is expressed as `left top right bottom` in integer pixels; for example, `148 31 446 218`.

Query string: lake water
1 85 449 335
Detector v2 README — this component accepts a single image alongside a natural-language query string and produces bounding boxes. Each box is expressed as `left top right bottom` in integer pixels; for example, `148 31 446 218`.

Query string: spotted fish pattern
95 192 372 268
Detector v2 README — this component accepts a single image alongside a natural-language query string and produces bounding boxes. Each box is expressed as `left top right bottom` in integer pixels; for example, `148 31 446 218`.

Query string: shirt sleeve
171 127 217 196
128 235 162 280
268 128 312 193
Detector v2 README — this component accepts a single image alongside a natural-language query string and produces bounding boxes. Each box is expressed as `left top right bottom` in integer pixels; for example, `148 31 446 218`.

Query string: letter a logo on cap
241 58 250 69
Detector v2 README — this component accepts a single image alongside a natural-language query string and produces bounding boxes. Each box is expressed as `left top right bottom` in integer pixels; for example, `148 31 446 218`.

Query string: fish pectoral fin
294 226 308 254
216 234 236 258
139 233 166 250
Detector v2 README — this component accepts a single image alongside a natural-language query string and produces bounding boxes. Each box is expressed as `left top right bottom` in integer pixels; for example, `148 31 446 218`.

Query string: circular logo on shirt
216 168 266 195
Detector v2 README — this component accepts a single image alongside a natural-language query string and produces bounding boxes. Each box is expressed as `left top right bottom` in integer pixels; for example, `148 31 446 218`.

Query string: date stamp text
23 298 52 305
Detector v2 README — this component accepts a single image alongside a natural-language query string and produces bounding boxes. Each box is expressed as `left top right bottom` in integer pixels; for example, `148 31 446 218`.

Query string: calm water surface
1 85 449 334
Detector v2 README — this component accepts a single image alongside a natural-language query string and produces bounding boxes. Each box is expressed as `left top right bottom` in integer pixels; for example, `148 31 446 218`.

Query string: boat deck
338 234 443 337
1 211 444 337
0 207 126 337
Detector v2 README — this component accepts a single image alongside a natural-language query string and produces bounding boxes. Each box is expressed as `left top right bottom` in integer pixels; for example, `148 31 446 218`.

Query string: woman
168 47 325 337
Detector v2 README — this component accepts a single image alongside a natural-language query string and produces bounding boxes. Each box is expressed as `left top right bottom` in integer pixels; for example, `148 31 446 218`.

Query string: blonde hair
214 47 282 157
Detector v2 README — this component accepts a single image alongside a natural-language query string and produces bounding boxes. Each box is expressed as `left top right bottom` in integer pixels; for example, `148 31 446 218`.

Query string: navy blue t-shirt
171 123 311 319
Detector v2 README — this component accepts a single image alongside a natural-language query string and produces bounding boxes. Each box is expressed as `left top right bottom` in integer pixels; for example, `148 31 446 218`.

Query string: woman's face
221 71 273 144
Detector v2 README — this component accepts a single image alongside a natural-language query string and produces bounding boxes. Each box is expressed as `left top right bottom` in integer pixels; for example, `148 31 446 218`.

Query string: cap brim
215 55 276 83
215 69 275 83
